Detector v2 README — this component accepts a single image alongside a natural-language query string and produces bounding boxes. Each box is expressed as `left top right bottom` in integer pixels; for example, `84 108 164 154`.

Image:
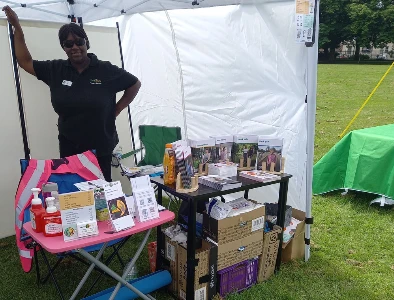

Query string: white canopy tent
0 0 318 261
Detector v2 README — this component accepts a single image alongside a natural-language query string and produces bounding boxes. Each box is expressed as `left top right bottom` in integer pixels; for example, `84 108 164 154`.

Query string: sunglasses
63 38 86 48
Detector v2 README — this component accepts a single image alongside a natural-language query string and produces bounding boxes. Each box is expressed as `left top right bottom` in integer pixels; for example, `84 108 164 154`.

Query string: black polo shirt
33 53 138 156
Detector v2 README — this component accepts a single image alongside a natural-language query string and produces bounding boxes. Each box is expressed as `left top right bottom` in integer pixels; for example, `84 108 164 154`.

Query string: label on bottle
30 210 36 230
45 223 62 234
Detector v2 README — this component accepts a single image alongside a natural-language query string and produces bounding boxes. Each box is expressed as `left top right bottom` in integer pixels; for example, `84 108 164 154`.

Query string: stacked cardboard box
203 200 265 271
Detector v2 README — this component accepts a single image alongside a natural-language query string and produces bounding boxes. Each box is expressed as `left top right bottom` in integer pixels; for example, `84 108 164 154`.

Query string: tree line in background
319 0 394 61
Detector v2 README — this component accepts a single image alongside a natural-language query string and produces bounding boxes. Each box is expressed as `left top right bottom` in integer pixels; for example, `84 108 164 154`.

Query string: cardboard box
258 225 282 282
282 208 305 262
164 235 179 294
178 240 217 300
217 231 264 271
203 202 265 244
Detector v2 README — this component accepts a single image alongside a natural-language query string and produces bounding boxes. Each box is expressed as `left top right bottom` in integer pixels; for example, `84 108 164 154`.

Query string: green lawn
1 64 394 300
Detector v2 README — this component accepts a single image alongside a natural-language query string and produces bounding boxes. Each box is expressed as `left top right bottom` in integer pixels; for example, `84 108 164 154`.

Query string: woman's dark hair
58 23 90 49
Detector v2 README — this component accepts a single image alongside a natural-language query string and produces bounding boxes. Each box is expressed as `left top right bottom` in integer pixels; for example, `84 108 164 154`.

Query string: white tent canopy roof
0 0 281 23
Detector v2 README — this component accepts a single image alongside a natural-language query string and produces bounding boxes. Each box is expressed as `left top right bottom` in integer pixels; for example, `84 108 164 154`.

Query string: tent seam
163 9 188 139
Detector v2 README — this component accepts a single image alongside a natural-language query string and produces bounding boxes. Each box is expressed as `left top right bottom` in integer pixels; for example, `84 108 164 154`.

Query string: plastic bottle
30 188 45 233
124 261 138 281
42 182 60 210
42 197 63 237
163 143 175 185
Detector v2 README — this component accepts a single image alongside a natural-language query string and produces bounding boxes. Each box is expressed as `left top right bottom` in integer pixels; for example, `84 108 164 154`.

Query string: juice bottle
42 197 63 237
163 143 175 185
30 188 45 233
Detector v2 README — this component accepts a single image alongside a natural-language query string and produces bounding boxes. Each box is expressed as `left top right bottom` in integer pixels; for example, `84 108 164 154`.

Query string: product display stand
197 163 209 175
262 157 286 174
238 158 253 171
175 173 199 193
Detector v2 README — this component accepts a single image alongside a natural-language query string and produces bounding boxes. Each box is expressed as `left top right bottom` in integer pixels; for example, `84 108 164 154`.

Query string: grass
1 64 394 299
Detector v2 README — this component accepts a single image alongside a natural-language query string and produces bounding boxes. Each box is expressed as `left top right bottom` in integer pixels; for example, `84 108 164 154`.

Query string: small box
264 203 292 228
208 163 238 177
210 135 233 163
232 135 258 168
282 208 306 262
216 231 264 271
203 201 265 244
188 138 216 173
178 239 217 300
257 225 282 282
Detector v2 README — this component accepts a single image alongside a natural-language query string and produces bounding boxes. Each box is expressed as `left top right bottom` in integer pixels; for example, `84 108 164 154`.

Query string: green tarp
313 124 394 199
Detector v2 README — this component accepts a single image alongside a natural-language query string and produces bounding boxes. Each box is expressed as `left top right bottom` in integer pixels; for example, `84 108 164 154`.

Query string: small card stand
197 163 209 176
262 157 286 174
238 157 253 171
175 173 199 193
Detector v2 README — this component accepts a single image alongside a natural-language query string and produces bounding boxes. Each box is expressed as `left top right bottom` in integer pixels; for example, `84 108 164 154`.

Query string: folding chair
19 156 129 299
137 125 182 167
136 125 183 210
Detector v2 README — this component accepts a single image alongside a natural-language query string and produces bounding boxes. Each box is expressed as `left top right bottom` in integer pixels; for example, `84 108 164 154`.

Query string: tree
347 0 394 60
319 0 352 61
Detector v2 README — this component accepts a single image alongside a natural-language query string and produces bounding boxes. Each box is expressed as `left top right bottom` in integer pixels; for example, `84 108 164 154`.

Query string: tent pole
305 0 320 262
116 21 138 166
8 23 30 160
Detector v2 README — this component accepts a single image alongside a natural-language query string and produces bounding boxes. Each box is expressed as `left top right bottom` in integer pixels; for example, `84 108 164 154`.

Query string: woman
2 6 141 181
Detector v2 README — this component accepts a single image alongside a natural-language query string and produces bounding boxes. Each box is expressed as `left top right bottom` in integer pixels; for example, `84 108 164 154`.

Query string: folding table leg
109 228 152 300
40 247 65 300
69 242 108 300
77 247 152 300
41 257 64 284
83 237 131 297
275 179 289 271
34 244 41 286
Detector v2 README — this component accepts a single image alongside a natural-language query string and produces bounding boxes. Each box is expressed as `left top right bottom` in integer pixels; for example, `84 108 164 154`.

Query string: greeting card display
130 175 159 222
103 181 135 232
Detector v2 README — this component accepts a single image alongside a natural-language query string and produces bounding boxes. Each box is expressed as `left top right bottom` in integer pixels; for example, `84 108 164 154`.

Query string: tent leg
8 22 30 160
116 21 138 166
305 0 320 262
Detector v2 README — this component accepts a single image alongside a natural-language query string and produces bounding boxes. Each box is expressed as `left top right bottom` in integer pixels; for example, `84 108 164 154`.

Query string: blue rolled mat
82 270 172 300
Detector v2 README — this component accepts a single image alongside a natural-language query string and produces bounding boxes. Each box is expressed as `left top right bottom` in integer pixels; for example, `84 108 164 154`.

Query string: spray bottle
30 188 45 233
42 197 62 237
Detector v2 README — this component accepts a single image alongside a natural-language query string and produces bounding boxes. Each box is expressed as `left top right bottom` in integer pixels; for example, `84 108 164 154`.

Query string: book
232 135 258 168
198 175 242 191
239 170 281 182
210 135 233 163
256 137 283 172
188 138 216 173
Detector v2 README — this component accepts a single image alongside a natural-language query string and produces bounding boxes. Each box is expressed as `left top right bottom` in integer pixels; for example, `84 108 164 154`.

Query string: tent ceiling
0 0 278 23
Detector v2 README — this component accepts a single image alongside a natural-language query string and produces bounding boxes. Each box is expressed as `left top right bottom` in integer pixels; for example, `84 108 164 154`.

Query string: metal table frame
24 211 175 300
152 174 292 300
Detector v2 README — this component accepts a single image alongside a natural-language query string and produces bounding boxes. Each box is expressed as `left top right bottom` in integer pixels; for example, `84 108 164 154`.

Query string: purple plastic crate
217 258 258 297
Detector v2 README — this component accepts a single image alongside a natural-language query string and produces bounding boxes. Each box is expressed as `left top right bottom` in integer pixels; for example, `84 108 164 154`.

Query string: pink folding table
24 210 175 300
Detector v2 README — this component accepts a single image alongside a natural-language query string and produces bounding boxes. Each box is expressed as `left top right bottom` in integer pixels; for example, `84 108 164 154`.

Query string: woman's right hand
2 6 20 28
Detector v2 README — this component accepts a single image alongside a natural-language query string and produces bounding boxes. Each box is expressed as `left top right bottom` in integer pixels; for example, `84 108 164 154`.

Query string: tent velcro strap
305 238 311 245
305 217 313 225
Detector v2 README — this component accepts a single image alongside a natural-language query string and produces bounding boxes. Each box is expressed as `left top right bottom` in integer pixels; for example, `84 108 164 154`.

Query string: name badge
62 80 73 87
